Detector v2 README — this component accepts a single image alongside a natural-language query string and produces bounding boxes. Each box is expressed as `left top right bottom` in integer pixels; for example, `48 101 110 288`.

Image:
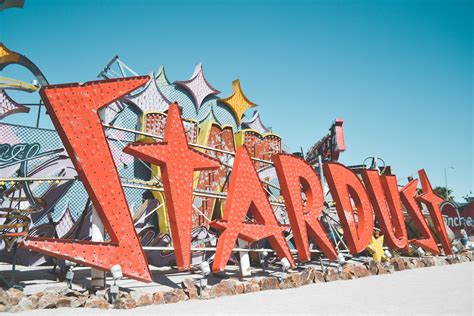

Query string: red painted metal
273 153 337 261
417 169 453 256
124 103 221 271
323 162 374 254
305 118 346 164
211 147 295 272
400 179 439 254
361 170 408 250
194 125 236 226
22 77 153 282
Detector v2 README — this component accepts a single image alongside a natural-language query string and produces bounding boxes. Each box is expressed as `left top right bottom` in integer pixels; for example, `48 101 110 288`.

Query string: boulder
0 289 8 306
279 273 303 289
366 261 378 275
243 282 260 293
65 289 84 298
411 259 426 269
181 279 199 299
113 295 137 309
0 303 8 313
6 288 25 305
8 297 34 312
85 296 109 309
314 271 325 283
209 279 238 298
300 267 316 285
324 268 339 282
377 262 390 275
459 251 473 261
340 264 368 279
163 289 188 304
422 257 436 267
130 291 152 307
434 258 449 266
152 291 165 305
391 258 406 271
340 267 355 280
56 296 73 308
257 277 280 291
38 292 59 309
70 297 87 308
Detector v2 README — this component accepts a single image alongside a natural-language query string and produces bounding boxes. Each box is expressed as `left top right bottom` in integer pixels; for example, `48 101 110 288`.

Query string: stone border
1 251 472 312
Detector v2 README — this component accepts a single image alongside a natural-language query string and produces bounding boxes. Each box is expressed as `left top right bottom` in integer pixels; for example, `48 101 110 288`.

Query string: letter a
211 147 295 272
273 153 337 261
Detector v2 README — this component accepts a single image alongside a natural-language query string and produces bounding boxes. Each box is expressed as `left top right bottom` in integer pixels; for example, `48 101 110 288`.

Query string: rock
43 286 69 295
0 303 8 313
70 296 87 308
340 264 368 280
95 289 107 300
85 296 109 309
279 273 303 289
182 278 196 290
300 267 316 285
163 289 188 304
257 277 280 291
391 258 406 271
8 297 34 312
377 262 390 275
324 268 339 282
314 271 325 283
28 292 43 309
38 292 59 309
181 278 199 299
7 288 25 305
422 257 436 267
0 289 8 305
56 296 72 308
65 289 84 298
340 267 355 280
130 291 152 307
366 261 378 275
459 251 473 261
411 259 426 269
113 295 136 309
435 258 449 266
234 281 245 295
353 264 370 278
209 279 238 298
152 292 165 305
446 256 460 264
243 282 260 293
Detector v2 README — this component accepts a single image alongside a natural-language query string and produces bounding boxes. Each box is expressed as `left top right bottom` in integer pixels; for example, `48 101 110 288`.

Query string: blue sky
1 0 472 200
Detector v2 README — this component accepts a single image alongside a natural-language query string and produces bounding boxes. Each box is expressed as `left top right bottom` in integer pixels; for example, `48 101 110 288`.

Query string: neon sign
18 77 452 282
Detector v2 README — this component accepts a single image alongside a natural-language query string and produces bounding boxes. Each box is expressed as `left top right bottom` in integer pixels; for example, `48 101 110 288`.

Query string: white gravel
16 262 473 315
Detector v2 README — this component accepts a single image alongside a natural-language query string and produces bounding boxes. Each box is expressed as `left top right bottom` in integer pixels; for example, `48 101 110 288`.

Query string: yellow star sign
367 235 386 262
219 79 257 125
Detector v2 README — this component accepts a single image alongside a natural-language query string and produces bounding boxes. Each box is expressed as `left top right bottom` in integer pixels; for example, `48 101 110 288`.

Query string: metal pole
444 167 448 200
90 209 106 290
35 101 42 128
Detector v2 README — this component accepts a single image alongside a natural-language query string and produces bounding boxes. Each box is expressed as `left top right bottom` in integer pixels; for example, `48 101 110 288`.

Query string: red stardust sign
21 77 452 282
